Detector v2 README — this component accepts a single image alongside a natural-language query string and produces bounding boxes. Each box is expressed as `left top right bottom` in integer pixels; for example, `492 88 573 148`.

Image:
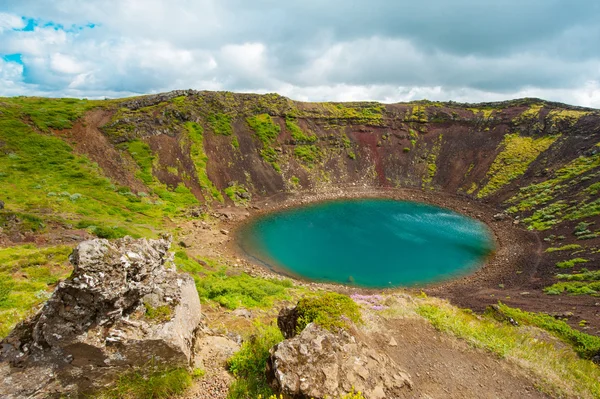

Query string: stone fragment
267 323 412 399
232 308 252 318
493 213 507 221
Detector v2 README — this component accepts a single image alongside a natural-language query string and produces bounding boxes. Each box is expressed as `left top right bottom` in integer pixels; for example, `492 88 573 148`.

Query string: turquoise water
238 199 495 288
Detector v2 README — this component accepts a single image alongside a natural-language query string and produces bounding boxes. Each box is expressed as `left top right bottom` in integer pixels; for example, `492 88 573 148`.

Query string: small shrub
192 368 205 378
227 323 283 399
93 225 129 239
295 292 362 333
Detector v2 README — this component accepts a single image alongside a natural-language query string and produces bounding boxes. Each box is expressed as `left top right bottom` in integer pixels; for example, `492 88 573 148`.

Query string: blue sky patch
18 17 36 32
2 54 23 65
13 17 97 33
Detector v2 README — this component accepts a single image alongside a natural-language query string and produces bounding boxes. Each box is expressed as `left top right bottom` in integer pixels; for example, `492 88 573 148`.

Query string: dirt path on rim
365 317 548 399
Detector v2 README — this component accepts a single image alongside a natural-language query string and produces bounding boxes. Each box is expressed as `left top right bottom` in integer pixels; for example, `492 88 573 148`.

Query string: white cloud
50 53 85 74
220 43 266 75
0 12 25 32
0 58 26 96
0 2 599 108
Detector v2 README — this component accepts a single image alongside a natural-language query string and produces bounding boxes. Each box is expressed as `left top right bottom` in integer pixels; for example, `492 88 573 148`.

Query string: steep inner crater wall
2 91 600 334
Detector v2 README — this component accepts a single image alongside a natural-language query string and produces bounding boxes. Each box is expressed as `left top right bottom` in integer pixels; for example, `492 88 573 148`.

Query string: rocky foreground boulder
268 309 412 399
0 236 202 397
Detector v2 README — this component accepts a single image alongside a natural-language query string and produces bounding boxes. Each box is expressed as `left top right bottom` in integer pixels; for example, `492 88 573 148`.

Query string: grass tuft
555 258 588 269
95 367 193 399
295 292 362 333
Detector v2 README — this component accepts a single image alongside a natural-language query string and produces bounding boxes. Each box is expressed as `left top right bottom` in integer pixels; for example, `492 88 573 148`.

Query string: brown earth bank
365 316 549 399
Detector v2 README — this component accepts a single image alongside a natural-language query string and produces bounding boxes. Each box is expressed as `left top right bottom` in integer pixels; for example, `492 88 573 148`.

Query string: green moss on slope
477 133 558 198
285 116 317 143
224 182 250 205
508 149 600 211
305 103 384 127
182 122 224 202
246 113 281 171
294 145 322 167
207 112 233 136
422 134 443 189
126 139 199 211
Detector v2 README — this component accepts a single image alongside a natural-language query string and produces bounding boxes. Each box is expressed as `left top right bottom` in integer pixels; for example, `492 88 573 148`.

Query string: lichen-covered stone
0 236 202 397
267 323 412 399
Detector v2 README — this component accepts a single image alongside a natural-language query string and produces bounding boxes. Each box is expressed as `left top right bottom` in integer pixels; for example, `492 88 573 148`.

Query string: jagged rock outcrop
277 306 300 339
268 309 412 399
0 236 202 397
121 89 198 110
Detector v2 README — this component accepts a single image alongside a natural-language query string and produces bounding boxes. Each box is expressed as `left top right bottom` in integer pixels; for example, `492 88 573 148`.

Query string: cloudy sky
1 1 600 106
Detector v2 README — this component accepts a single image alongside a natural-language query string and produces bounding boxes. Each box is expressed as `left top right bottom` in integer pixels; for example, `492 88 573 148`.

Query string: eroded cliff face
89 91 600 214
